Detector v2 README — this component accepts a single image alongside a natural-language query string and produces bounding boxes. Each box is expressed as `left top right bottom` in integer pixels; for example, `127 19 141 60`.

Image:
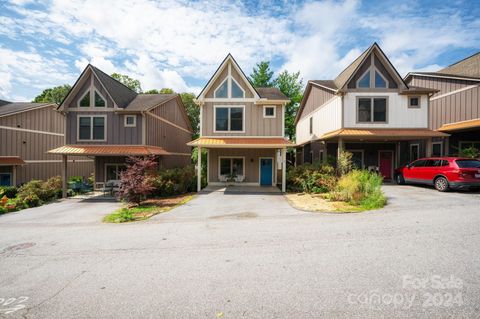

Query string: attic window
94 91 106 107
79 91 90 107
375 71 387 88
358 72 370 88
214 79 228 98
231 78 245 98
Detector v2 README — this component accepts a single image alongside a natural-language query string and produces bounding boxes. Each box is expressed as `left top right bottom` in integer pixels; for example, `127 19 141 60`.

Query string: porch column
445 138 450 156
197 146 202 192
282 148 287 193
61 155 68 198
426 138 432 157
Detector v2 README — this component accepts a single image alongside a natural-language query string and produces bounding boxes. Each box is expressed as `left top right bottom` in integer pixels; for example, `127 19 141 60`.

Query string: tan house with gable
188 54 292 191
49 64 193 197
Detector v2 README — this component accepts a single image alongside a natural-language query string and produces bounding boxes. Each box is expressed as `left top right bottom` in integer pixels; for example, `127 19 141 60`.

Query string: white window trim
218 156 245 181
356 69 371 88
93 89 107 108
77 115 107 142
356 96 389 124
355 54 389 89
213 105 245 133
263 105 276 118
230 76 246 99
214 78 229 99
319 149 324 162
78 90 91 108
431 141 443 156
77 89 107 108
408 96 421 108
258 157 275 186
124 115 136 127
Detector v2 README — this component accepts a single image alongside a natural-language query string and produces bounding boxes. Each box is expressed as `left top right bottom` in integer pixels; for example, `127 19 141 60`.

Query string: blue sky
0 0 479 101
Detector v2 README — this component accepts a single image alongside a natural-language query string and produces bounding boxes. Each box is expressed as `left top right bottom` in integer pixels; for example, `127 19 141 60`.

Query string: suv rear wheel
396 173 405 185
434 176 449 192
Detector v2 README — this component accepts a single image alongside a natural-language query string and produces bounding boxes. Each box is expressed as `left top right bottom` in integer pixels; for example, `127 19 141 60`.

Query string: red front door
379 151 393 180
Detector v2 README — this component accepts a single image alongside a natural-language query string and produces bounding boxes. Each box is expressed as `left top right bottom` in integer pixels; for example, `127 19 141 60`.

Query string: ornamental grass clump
331 170 386 210
287 163 337 193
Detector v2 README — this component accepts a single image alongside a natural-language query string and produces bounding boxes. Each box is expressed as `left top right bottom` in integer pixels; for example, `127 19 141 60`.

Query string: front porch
188 137 293 192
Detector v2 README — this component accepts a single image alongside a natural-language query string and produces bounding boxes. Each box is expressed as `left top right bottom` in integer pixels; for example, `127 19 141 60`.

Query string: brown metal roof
0 156 26 166
320 128 449 140
187 137 294 148
48 145 171 156
437 118 480 132
256 87 289 101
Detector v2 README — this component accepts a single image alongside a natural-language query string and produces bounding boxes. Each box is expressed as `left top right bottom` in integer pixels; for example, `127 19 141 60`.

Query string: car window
411 159 426 167
424 160 435 167
430 159 444 167
456 159 480 168
440 160 449 166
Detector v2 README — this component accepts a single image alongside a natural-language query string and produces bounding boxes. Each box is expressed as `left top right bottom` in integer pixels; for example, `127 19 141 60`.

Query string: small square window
124 115 136 127
409 97 420 108
264 106 275 118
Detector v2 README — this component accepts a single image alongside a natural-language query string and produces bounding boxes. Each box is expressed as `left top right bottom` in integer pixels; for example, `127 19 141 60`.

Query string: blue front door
260 158 273 186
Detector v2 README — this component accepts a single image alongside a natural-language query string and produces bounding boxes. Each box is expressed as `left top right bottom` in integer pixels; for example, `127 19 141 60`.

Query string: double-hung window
357 97 387 123
215 106 244 132
78 116 106 141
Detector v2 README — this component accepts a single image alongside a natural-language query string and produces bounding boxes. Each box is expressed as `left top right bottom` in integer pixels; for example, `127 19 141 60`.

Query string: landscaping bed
103 193 194 223
285 193 363 213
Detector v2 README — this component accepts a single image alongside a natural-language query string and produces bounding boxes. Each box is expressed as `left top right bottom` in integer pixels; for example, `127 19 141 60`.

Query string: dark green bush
0 186 18 199
287 163 337 193
152 165 196 197
0 206 6 214
17 176 62 207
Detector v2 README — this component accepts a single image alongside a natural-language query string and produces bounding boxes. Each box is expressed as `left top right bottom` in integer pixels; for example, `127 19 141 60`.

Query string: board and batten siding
202 102 282 136
0 105 93 184
298 85 336 122
408 75 480 130
208 148 277 183
296 96 342 145
145 97 192 155
343 93 428 128
66 112 143 145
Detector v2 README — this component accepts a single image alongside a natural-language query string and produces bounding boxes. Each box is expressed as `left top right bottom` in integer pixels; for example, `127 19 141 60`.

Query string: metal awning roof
437 118 480 132
48 145 171 156
0 156 26 166
319 128 449 141
187 137 294 148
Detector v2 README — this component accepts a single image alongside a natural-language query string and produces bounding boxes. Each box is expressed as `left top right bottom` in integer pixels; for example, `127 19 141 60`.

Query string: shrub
16 176 62 206
68 176 83 183
331 170 386 209
43 176 62 200
118 156 158 204
152 165 196 197
0 206 6 214
459 147 479 159
337 150 353 176
0 186 18 199
287 163 337 193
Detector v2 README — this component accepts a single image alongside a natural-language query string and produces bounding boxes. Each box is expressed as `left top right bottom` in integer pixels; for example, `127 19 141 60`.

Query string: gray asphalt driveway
0 185 479 318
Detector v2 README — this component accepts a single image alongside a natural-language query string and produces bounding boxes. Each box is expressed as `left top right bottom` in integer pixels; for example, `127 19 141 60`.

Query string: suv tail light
459 169 474 178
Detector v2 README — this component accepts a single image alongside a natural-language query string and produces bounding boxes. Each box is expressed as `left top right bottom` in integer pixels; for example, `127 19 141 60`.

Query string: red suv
395 157 480 192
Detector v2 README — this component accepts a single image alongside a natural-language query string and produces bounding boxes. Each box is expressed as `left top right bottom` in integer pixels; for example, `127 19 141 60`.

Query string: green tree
249 61 274 87
180 92 200 138
111 73 142 93
273 70 303 140
144 89 160 94
33 84 71 104
159 88 175 94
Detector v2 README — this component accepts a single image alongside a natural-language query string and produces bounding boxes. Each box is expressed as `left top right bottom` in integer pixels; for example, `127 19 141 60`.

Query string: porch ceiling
48 145 171 156
437 118 480 132
187 137 294 148
320 128 449 141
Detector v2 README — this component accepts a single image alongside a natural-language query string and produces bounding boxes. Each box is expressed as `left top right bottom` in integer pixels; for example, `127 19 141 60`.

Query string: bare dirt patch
284 193 362 213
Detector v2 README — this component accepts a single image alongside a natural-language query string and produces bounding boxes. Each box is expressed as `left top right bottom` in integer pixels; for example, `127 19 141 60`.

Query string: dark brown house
49 65 193 196
0 100 93 186
405 52 480 156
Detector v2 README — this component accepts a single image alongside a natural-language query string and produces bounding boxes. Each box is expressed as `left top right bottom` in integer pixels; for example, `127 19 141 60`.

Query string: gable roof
0 100 55 117
256 87 289 101
439 52 480 78
196 53 260 100
59 64 138 110
121 94 177 111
